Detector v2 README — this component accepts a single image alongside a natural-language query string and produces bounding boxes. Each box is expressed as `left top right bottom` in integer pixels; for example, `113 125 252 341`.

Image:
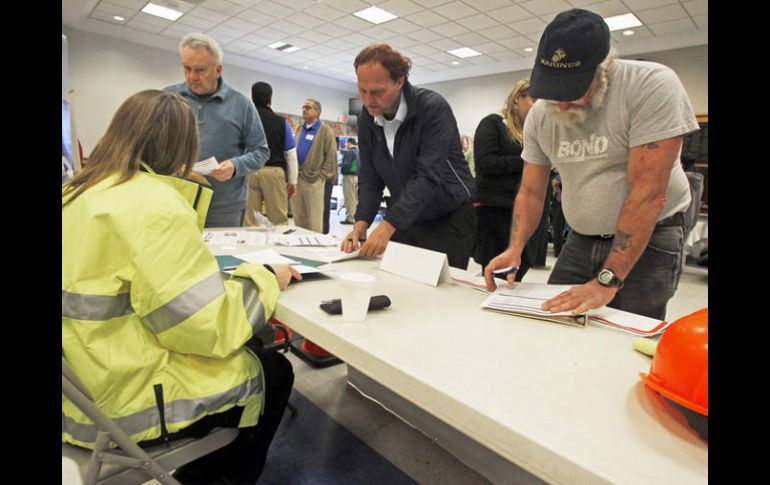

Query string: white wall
424 45 708 138
63 28 355 155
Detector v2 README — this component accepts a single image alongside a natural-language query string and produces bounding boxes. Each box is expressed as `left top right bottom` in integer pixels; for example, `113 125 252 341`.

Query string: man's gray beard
544 71 609 128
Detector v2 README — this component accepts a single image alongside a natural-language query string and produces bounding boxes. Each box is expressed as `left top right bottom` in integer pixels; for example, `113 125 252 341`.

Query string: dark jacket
256 105 286 171
340 148 359 175
356 82 475 231
473 113 525 209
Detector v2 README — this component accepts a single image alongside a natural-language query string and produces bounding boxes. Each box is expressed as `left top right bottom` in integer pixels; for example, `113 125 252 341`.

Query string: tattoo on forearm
644 142 660 149
612 231 632 253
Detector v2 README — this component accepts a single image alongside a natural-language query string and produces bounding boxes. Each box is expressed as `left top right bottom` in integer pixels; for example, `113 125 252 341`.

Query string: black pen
283 229 295 234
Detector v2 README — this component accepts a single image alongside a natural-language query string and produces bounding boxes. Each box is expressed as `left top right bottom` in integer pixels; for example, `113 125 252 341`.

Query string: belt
578 212 685 239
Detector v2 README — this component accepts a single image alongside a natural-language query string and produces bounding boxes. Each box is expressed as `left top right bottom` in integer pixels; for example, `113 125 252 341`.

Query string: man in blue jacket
340 43 476 269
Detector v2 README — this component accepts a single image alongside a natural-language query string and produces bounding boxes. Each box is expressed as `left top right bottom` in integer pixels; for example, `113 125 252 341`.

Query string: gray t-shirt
522 59 699 235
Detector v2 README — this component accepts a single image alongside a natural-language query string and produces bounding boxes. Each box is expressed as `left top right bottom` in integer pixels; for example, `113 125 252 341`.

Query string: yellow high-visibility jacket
62 169 280 448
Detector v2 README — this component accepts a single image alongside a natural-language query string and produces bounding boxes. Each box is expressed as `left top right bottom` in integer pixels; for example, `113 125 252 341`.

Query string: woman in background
472 79 536 279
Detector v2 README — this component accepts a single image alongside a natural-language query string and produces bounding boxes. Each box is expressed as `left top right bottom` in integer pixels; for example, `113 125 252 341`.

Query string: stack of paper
480 283 669 335
194 156 220 175
272 234 338 247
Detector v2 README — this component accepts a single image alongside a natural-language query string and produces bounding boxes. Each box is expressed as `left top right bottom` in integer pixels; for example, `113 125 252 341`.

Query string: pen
493 266 519 276
283 229 295 234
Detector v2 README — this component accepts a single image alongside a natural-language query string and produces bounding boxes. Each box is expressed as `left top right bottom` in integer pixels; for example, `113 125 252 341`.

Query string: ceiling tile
635 5 689 25
134 12 172 27
296 29 334 43
430 22 471 37
479 24 516 41
472 41 510 54
454 32 489 47
227 0 260 6
380 18 423 34
460 13 500 30
89 10 132 25
433 1 478 20
303 3 348 22
270 20 306 35
409 44 441 56
359 25 400 40
93 2 135 18
682 0 708 17
387 36 423 50
648 17 698 35
405 10 449 28
333 14 372 31
226 40 259 55
379 0 425 17
314 22 352 37
106 0 148 8
519 0 572 16
508 17 547 35
579 0 629 18
127 18 167 34
219 16 256 33
270 0 318 8
429 38 462 51
209 24 248 39
199 0 243 16
411 0 455 7
188 7 229 24
497 35 535 49
289 12 327 28
610 25 654 42
243 1 293 19
621 0 677 10
487 4 532 23
406 28 444 43
691 14 707 30
235 10 277 26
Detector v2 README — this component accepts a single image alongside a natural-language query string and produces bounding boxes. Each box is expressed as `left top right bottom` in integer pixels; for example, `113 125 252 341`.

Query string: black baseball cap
528 9 610 102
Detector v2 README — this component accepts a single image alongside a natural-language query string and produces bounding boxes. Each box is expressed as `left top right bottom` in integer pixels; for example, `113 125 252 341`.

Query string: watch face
598 270 613 285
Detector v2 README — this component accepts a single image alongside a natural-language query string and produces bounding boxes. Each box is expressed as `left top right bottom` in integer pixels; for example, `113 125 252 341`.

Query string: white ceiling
62 0 708 91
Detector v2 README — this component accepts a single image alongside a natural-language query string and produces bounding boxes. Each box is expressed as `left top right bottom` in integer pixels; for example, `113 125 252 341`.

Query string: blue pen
493 266 519 276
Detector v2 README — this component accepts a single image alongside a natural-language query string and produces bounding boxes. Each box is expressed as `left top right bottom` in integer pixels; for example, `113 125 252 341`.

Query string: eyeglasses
302 105 315 111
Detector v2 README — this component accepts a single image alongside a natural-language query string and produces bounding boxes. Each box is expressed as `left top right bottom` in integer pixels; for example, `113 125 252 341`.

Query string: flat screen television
349 97 363 116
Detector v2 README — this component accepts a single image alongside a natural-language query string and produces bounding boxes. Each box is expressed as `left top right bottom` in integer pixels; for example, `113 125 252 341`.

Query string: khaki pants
245 166 288 226
342 175 358 223
292 177 325 233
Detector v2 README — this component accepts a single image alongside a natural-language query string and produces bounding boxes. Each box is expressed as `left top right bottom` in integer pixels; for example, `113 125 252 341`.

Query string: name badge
305 134 315 141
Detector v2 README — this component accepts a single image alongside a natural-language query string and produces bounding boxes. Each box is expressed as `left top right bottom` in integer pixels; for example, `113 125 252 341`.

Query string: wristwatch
597 268 624 289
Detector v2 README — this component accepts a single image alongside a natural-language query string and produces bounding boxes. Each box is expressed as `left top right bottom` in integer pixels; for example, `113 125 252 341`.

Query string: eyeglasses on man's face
302 105 316 111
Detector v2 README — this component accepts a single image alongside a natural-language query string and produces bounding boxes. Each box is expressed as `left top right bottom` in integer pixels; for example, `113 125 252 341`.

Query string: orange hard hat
640 308 708 416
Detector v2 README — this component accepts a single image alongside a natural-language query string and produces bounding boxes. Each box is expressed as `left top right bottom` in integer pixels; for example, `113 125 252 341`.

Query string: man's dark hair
251 81 272 107
354 43 412 82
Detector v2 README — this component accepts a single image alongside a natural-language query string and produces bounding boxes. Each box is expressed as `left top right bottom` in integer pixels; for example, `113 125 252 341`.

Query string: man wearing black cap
484 8 699 320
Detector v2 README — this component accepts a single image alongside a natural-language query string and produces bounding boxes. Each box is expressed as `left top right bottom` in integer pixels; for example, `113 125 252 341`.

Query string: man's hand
287 183 297 198
541 279 618 315
359 221 395 258
340 222 368 253
210 160 235 181
483 248 522 291
270 264 303 290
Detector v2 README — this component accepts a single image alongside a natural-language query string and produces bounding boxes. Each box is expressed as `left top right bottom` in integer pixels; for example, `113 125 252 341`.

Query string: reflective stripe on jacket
62 171 279 448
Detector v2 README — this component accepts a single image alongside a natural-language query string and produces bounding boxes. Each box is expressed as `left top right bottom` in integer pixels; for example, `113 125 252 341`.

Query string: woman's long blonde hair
502 78 531 145
62 90 198 207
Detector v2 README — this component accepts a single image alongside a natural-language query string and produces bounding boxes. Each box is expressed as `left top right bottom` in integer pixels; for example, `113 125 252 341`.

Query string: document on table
203 230 268 246
482 283 587 327
193 156 220 175
304 247 360 263
480 282 670 334
272 234 338 247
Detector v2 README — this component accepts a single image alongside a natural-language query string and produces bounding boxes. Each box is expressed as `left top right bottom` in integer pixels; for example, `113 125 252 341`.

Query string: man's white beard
544 70 609 128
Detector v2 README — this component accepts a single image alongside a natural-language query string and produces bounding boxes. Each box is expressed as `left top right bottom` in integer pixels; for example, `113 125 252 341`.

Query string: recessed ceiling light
353 6 398 25
268 42 300 53
282 46 301 53
603 13 643 31
302 66 309 70
113 15 125 22
141 2 183 21
622 30 635 36
524 47 534 52
451 61 460 65
268 41 288 49
447 47 481 59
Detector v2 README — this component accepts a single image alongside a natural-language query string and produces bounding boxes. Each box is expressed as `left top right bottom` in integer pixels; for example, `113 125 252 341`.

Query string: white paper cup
339 272 375 322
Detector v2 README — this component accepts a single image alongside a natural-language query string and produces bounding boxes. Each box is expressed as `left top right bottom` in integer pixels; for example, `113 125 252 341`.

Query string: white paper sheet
193 156 220 175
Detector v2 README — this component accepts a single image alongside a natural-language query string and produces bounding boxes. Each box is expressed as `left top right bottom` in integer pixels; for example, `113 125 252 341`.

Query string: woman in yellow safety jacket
62 90 298 484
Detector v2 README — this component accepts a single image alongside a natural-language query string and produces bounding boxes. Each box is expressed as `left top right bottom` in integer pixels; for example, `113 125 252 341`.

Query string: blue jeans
547 225 685 320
